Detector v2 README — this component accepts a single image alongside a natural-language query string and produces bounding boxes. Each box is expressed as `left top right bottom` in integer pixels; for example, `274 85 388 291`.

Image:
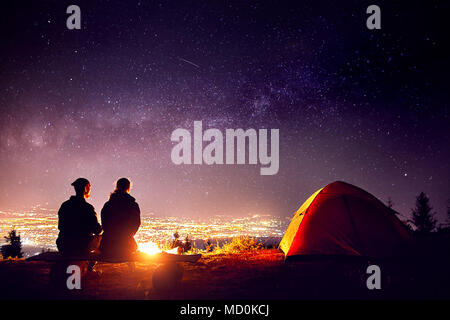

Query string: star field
0 1 448 221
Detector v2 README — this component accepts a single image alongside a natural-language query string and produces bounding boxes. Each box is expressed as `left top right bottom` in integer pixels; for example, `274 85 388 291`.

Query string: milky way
0 1 448 221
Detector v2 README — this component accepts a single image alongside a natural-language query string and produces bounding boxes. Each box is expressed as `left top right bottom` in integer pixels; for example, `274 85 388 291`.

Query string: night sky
0 1 448 221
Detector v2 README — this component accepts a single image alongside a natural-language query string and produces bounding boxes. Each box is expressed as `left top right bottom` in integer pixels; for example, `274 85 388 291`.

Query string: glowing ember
138 242 180 255
138 242 161 255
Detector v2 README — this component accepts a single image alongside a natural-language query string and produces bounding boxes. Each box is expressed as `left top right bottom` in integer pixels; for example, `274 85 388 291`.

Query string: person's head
114 177 131 194
71 178 91 199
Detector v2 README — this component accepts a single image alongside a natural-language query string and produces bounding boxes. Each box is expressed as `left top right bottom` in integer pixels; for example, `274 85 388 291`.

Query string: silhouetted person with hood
56 178 102 256
100 178 141 258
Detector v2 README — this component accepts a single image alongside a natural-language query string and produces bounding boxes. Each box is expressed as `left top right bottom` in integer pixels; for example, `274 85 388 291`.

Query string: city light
0 207 289 256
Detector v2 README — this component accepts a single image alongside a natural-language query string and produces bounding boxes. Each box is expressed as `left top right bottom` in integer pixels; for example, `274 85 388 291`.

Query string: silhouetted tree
410 192 437 234
386 197 401 216
1 229 23 259
386 197 394 209
183 235 192 252
171 230 182 249
204 239 213 252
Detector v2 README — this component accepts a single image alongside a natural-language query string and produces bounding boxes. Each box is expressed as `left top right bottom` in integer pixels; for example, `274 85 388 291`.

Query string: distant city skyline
0 208 288 258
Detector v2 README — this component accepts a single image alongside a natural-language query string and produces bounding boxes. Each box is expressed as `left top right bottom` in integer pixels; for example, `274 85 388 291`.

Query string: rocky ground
1 248 450 300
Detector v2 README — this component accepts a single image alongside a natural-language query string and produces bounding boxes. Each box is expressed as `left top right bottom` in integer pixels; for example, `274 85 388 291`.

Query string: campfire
138 241 178 255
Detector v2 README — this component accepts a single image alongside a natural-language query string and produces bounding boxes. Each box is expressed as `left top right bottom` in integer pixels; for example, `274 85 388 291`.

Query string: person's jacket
99 192 141 257
56 196 102 255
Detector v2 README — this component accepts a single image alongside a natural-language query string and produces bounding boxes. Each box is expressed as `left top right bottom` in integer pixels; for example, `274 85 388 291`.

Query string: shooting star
178 57 200 69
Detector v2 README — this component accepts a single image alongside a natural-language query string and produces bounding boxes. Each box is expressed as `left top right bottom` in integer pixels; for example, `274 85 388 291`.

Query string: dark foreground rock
1 249 450 300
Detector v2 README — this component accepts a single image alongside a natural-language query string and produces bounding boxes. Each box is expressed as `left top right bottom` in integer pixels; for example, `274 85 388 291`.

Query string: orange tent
280 181 412 259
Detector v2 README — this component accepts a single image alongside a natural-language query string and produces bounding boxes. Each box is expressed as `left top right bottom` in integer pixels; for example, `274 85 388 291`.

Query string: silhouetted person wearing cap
100 178 141 258
56 178 102 256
